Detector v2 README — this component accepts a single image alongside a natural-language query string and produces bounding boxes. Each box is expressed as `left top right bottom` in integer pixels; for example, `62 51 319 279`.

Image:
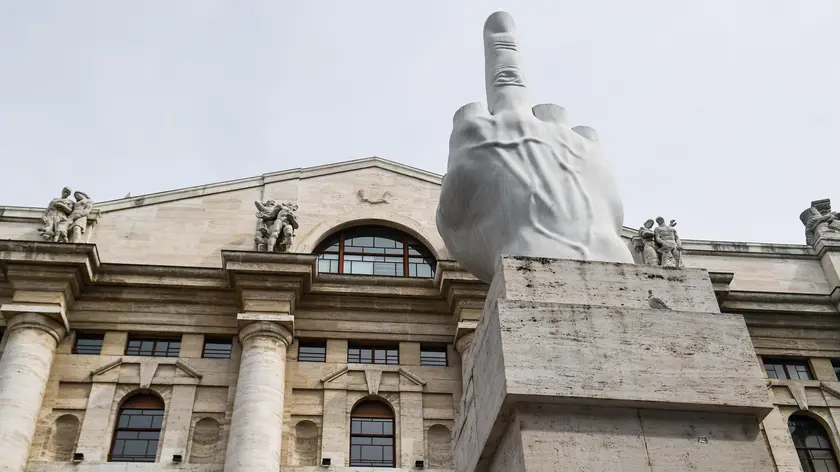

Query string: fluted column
224 321 292 472
0 313 66 472
455 332 476 392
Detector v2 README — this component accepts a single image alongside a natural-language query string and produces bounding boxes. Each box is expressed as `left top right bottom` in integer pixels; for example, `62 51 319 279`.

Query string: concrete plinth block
455 256 774 472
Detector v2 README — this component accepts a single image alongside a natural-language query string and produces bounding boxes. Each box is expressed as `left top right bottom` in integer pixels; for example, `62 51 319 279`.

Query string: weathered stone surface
456 256 773 472
488 255 720 313
0 313 66 472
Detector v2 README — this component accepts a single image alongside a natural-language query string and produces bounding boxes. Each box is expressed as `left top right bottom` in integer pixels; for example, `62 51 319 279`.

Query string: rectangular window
420 345 448 366
350 417 394 467
348 343 398 365
298 340 327 363
833 360 840 381
73 332 105 355
763 358 812 380
202 337 232 359
125 336 181 358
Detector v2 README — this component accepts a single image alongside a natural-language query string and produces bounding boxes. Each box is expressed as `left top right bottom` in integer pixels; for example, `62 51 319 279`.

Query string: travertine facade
0 157 839 471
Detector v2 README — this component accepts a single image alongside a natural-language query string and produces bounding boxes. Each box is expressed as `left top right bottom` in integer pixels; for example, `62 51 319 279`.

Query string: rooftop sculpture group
39 187 94 243
638 217 683 268
435 12 634 282
801 199 840 246
254 200 299 253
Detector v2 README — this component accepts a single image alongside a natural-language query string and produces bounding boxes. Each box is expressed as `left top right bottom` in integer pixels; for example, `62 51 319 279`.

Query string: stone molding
320 364 427 390
722 290 838 316
2 311 66 343
766 379 840 411
88 357 203 387
238 320 293 347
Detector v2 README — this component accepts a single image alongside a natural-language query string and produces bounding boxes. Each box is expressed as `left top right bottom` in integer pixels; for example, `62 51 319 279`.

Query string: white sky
1 1 838 244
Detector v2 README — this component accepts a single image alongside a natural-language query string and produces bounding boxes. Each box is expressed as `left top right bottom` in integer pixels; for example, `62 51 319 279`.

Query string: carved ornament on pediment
357 188 392 205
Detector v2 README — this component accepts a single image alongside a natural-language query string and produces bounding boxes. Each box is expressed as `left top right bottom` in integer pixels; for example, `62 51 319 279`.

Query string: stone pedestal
454 256 775 472
0 311 66 472
223 320 293 472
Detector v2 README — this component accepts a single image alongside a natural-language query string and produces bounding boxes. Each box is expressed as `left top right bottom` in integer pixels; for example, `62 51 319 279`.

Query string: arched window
109 394 165 463
315 226 435 278
350 400 395 467
789 414 840 472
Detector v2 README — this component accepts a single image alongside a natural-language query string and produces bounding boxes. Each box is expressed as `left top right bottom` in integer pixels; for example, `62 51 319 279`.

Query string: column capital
2 309 67 343
238 321 293 347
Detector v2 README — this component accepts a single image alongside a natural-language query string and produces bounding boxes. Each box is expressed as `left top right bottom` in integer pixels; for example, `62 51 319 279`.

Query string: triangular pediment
94 157 441 212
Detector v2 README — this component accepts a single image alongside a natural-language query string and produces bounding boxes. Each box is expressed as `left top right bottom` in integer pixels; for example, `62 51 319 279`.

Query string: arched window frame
789 413 840 472
109 394 165 463
314 226 436 278
350 400 395 467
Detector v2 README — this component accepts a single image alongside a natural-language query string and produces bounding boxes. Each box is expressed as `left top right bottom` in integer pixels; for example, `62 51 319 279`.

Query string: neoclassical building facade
0 157 839 472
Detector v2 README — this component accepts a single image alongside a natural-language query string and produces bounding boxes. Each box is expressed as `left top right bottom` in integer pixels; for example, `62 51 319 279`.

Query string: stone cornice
682 239 815 259
722 290 838 316
434 261 489 323
708 271 734 306
0 240 100 284
221 251 318 313
95 263 226 289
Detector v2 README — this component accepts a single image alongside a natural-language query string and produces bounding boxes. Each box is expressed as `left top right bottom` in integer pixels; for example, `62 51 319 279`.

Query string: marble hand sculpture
436 11 633 282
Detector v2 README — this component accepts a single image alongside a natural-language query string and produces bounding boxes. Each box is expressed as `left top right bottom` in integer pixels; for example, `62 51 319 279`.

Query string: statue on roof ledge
801 199 840 246
254 200 299 253
637 217 683 268
39 187 94 243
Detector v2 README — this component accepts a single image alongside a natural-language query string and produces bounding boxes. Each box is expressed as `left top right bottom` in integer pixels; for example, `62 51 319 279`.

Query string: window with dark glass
420 345 448 366
109 394 164 463
789 414 840 472
314 226 436 278
350 401 395 467
833 360 840 381
348 343 398 365
298 340 327 362
763 358 812 380
125 336 181 357
73 332 105 355
202 337 232 359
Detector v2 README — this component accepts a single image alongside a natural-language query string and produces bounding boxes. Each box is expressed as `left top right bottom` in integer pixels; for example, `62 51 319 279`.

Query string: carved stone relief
637 216 683 268
357 189 392 204
39 188 94 243
254 200 299 252
800 199 840 246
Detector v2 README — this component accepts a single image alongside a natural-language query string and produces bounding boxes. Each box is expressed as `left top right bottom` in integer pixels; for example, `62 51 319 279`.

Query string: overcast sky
1 1 837 244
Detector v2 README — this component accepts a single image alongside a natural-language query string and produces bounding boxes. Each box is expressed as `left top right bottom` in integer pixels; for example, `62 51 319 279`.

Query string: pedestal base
454 256 774 472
